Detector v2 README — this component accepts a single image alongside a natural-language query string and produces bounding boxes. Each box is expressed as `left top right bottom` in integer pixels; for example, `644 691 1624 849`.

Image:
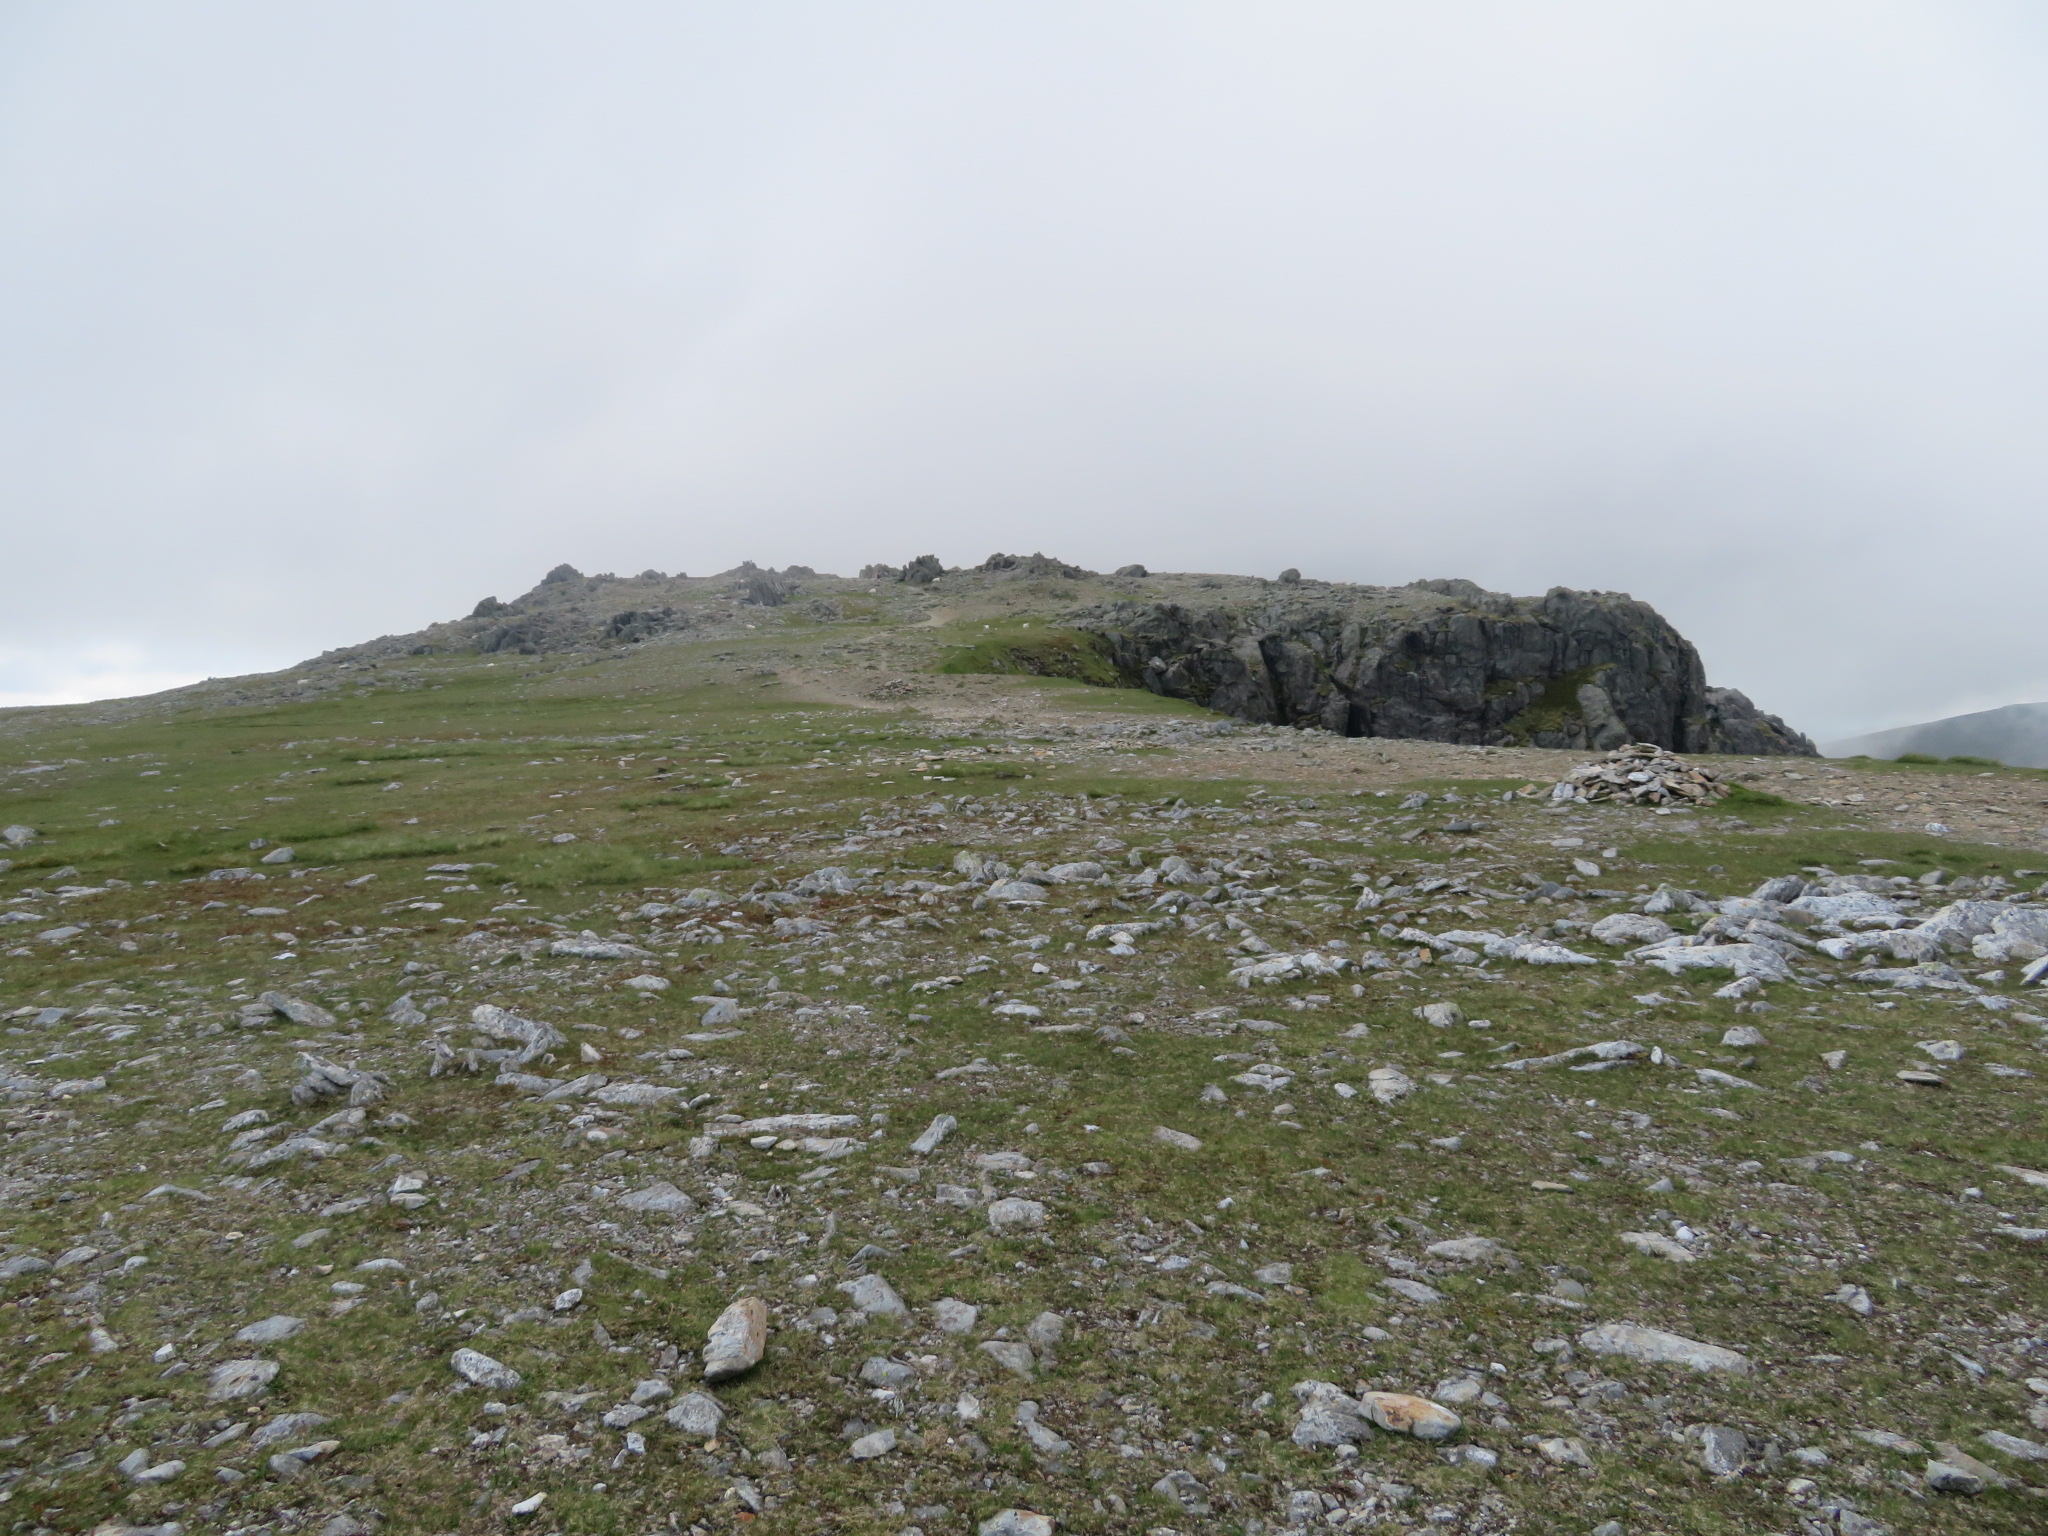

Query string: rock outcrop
1076 579 1813 755
158 556 1810 757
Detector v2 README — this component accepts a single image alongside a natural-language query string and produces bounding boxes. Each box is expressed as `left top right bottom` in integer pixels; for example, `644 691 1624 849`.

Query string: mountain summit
297 556 1813 756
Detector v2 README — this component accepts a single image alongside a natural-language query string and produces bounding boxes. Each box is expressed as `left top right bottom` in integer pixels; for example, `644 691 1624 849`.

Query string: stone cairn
1556 742 1729 806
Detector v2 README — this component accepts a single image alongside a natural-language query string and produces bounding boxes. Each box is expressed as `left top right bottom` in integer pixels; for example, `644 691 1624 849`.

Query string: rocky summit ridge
290 556 1812 757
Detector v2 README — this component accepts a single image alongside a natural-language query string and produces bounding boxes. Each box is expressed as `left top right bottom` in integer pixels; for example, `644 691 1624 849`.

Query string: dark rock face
1077 583 1815 755
476 615 572 655
603 608 688 643
1698 687 1813 756
738 570 793 606
476 604 691 653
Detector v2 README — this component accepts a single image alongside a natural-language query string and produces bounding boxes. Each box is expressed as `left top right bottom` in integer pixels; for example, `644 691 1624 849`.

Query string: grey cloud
3 2 2045 738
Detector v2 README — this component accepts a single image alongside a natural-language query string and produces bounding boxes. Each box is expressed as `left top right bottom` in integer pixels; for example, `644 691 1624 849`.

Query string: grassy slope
0 628 2041 1536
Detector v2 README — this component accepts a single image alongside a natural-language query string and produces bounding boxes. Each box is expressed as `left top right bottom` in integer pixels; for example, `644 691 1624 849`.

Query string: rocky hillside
290 558 1813 758
0 598 2041 1536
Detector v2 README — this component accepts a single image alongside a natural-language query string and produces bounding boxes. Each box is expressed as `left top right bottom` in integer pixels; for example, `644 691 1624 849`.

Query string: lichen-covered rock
1359 1391 1463 1441
1291 1379 1375 1447
666 1391 724 1439
207 1358 279 1400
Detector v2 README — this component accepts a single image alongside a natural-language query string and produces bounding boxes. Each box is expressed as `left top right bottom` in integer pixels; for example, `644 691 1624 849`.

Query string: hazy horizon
6 3 2048 740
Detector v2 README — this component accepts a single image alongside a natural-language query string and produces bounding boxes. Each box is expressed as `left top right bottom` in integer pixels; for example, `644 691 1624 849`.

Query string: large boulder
1074 582 1813 753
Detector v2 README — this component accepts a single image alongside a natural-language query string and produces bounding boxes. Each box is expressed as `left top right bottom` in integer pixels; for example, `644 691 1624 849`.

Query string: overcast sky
4 2 2046 741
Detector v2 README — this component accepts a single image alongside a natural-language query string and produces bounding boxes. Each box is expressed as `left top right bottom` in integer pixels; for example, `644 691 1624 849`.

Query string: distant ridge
1826 701 2048 769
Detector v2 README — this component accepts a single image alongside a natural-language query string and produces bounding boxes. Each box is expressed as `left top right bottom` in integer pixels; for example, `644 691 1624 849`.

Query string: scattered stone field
0 572 2041 1536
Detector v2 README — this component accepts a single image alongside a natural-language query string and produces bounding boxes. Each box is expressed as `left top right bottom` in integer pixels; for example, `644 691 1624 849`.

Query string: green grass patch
1383 776 1530 798
1500 663 1610 742
0 850 75 870
1840 753 2047 782
1629 825 2018 883
1719 783 1794 811
1888 752 2009 767
620 792 735 812
300 829 512 864
943 760 1030 781
935 626 1122 685
260 817 382 843
346 747 489 761
513 842 751 890
1314 1250 1383 1321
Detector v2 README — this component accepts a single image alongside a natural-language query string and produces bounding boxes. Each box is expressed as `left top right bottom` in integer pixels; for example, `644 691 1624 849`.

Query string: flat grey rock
978 1340 1036 1379
617 1181 696 1216
207 1358 280 1401
978 1511 1053 1536
987 1197 1045 1229
837 1273 907 1318
1425 1236 1517 1268
250 1411 330 1449
859 1356 916 1391
234 1315 305 1345
449 1347 521 1391
848 1426 897 1459
1578 1323 1750 1374
666 1391 724 1439
1381 1277 1445 1305
1981 1430 2048 1461
1619 1231 1696 1263
985 880 1047 903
